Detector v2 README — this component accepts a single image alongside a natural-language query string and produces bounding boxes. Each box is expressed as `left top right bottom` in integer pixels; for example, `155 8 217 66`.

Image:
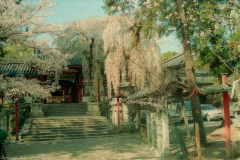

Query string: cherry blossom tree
53 16 109 98
103 15 162 97
54 15 162 99
0 0 70 99
103 0 240 146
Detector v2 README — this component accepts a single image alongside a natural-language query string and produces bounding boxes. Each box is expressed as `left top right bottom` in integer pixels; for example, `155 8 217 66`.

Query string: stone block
0 109 9 132
30 103 44 118
87 102 100 116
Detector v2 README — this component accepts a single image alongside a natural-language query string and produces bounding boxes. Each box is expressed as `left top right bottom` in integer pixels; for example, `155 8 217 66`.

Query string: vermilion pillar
75 86 78 103
222 73 231 158
78 75 83 102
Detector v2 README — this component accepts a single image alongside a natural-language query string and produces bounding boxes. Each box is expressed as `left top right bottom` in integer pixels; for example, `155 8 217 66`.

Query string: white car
201 104 222 122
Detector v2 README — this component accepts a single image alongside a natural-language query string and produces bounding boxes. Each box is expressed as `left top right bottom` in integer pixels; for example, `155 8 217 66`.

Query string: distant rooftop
0 54 82 76
161 53 214 85
161 53 185 68
0 63 40 76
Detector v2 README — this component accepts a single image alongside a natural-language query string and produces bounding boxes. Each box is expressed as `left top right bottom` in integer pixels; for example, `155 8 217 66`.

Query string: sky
27 0 183 54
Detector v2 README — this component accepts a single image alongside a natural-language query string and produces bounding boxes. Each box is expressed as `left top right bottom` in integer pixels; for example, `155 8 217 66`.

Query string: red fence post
222 73 231 158
15 100 18 140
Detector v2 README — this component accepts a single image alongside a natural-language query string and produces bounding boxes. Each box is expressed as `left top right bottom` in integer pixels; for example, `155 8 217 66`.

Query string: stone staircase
20 116 114 142
42 103 87 117
20 103 115 142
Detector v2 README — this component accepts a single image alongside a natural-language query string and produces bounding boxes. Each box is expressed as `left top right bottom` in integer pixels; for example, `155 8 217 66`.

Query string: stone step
21 134 114 142
32 118 102 121
43 111 87 114
31 119 103 122
43 108 87 110
32 119 102 124
30 125 105 129
22 132 113 138
26 130 111 137
43 113 86 115
29 128 108 134
25 130 111 136
42 109 87 111
43 113 87 115
30 125 106 129
43 109 87 111
31 120 102 123
42 107 87 109
42 105 87 107
30 122 103 126
20 115 113 142
31 117 105 121
43 114 87 117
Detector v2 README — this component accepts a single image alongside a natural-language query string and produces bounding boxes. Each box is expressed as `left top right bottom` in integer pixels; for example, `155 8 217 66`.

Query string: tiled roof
161 53 214 84
0 63 40 76
68 54 81 66
0 54 82 76
161 53 185 68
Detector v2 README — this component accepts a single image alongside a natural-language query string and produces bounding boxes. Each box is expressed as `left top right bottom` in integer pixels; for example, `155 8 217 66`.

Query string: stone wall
147 112 170 157
0 101 29 139
0 108 9 133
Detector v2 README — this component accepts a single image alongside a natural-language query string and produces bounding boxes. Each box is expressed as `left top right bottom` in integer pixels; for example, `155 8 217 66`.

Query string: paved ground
177 120 240 160
3 133 173 160
2 120 240 160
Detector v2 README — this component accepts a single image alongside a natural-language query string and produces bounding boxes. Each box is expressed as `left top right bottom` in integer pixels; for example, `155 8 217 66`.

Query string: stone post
122 102 130 122
147 112 152 147
161 113 170 157
151 113 157 148
30 103 44 118
87 102 101 116
156 113 163 152
0 109 9 133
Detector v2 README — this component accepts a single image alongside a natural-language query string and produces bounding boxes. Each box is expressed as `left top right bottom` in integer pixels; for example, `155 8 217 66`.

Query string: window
52 91 63 96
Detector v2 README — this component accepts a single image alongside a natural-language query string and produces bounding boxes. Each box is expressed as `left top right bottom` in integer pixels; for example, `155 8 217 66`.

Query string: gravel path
3 133 172 160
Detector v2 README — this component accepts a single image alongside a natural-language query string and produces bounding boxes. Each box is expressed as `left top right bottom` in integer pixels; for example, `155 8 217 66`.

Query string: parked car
229 102 240 118
133 109 183 129
162 109 183 123
201 104 222 121
169 110 183 123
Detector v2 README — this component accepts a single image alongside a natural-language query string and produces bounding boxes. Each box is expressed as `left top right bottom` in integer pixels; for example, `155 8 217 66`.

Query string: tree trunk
177 0 208 146
181 99 190 140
